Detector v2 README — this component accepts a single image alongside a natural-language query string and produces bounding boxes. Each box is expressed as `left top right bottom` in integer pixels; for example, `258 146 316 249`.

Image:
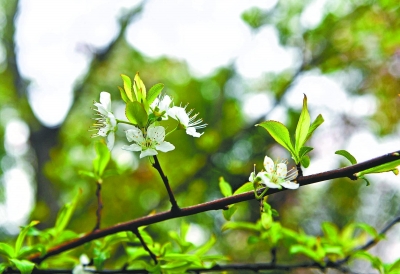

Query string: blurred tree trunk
4 0 61 227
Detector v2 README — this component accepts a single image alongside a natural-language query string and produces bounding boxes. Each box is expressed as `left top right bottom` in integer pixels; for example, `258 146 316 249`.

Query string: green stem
165 124 179 137
116 119 137 126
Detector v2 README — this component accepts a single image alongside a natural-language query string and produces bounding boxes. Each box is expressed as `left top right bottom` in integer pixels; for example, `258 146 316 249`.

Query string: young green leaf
9 259 35 274
120 74 134 102
299 146 313 158
125 101 149 128
180 221 191 242
147 83 164 106
194 235 216 256
335 150 358 165
356 223 384 240
300 155 310 168
0 243 14 258
118 86 130 103
54 190 81 237
222 205 237 221
93 141 111 177
78 170 97 180
219 177 232 197
305 114 324 143
257 121 296 158
0 263 7 273
222 221 260 232
233 182 254 195
295 94 311 154
133 73 146 103
356 159 400 178
15 221 39 257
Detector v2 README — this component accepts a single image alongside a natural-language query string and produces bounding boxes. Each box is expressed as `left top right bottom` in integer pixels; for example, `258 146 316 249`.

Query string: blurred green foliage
0 0 400 272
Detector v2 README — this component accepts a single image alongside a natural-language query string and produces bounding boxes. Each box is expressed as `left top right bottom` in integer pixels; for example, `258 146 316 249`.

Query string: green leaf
222 205 237 221
219 177 232 197
356 159 400 177
290 245 323 262
15 221 39 257
359 176 371 186
222 221 260 232
305 114 324 143
247 235 260 244
147 83 164 106
125 247 149 261
168 231 193 252
300 155 310 168
78 170 97 180
180 221 190 241
352 251 384 273
261 212 273 230
0 263 8 273
335 150 358 165
17 245 46 259
0 243 14 258
54 190 81 237
295 94 311 154
233 182 254 195
125 101 148 128
257 121 296 160
356 223 383 240
322 222 339 242
194 235 216 256
388 258 400 272
299 146 313 158
133 73 146 103
121 74 134 102
94 249 109 271
9 259 35 274
241 7 264 29
93 141 111 177
118 86 130 103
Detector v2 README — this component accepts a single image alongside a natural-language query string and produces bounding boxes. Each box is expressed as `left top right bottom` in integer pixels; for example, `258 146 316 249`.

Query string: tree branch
131 229 158 265
152 155 180 211
29 150 400 263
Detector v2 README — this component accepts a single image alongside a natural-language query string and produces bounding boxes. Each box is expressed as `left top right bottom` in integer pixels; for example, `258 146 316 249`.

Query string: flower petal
281 181 299 189
99 92 111 111
140 149 158 158
168 106 189 126
126 127 144 143
263 156 275 174
148 125 165 143
106 132 115 151
276 163 287 177
258 173 282 189
186 127 202 137
156 141 175 152
122 144 142 152
249 172 256 182
159 95 172 112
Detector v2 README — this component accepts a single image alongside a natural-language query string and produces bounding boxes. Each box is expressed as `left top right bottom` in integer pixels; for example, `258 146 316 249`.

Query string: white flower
150 95 172 120
72 254 95 274
167 106 206 137
92 92 117 150
122 125 175 158
252 156 299 190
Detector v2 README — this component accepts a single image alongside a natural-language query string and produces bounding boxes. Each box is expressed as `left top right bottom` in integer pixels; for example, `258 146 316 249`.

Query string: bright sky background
3 0 400 262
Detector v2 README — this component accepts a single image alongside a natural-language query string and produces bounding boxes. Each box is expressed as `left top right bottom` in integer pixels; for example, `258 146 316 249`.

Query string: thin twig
132 229 158 265
29 150 400 263
93 180 103 231
152 155 180 211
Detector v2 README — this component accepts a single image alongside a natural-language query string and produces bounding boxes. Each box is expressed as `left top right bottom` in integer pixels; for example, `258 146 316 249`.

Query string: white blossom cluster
92 92 206 158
